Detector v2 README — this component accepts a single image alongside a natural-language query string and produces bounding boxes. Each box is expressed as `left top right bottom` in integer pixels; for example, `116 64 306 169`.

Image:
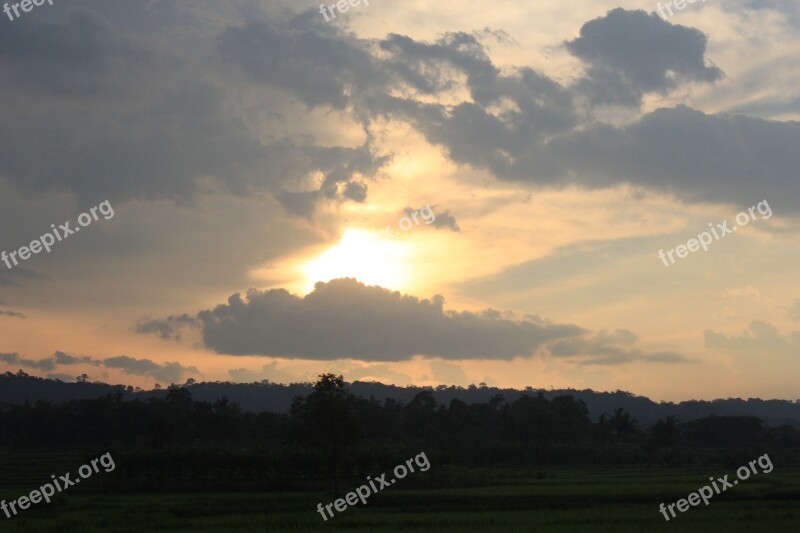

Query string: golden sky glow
1 1 800 402
301 229 413 293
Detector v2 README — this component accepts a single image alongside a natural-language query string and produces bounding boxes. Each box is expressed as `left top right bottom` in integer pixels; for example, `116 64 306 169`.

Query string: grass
1 463 798 531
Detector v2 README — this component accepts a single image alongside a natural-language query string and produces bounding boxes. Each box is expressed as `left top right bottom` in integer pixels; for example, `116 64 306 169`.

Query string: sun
301 228 412 293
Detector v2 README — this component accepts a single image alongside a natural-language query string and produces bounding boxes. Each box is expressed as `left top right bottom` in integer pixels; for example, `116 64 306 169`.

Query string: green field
2 462 799 532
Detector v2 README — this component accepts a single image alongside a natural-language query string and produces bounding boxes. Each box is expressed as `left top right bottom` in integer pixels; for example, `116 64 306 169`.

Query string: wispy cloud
705 321 800 356
1 351 200 383
547 329 693 366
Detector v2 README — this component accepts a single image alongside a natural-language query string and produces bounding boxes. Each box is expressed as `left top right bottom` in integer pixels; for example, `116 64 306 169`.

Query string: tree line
2 373 799 491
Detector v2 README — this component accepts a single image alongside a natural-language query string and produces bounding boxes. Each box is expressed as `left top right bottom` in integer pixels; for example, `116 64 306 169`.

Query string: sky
1 0 799 402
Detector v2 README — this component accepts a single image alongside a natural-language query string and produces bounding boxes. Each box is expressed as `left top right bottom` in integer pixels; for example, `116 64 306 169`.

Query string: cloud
552 106 800 213
228 368 263 383
458 234 659 301
0 5 389 214
1 3 794 218
102 356 199 384
565 8 723 106
135 314 199 341
788 300 800 322
429 360 468 384
0 352 56 371
0 351 199 383
429 210 461 232
356 12 798 213
0 8 151 96
53 351 100 365
228 362 311 384
219 16 387 110
547 329 693 365
46 373 77 382
0 310 26 319
141 278 585 361
0 266 48 287
705 321 800 356
403 206 460 232
335 362 414 385
271 143 390 218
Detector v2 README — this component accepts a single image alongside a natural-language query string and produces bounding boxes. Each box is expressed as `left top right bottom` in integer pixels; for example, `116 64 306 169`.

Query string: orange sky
1 0 800 402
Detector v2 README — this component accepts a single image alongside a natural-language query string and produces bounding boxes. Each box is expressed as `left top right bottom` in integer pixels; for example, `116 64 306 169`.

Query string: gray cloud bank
0 350 199 383
0 4 387 213
565 8 723 106
705 321 800 356
217 6 798 214
0 3 797 218
139 278 689 365
548 329 694 365
143 278 584 360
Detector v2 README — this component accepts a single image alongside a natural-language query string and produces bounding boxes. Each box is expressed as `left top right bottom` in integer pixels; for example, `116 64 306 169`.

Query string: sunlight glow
301 229 412 293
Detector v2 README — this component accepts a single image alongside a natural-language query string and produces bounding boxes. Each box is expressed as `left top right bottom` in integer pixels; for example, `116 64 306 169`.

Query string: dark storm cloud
139 278 585 361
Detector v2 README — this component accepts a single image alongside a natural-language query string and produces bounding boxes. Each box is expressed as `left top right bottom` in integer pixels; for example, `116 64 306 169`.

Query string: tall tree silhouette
650 416 680 449
289 374 356 495
610 407 637 442
402 390 438 448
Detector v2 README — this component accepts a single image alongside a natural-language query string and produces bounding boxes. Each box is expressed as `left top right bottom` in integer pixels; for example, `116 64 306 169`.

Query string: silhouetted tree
610 407 637 442
289 374 356 495
651 416 680 449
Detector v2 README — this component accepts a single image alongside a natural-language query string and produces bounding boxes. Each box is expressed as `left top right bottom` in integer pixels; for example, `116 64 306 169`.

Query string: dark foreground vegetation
1 464 799 532
2 372 799 531
2 373 800 491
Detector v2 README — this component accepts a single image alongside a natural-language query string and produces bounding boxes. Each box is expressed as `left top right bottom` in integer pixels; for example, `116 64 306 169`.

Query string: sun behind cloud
301 228 412 293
